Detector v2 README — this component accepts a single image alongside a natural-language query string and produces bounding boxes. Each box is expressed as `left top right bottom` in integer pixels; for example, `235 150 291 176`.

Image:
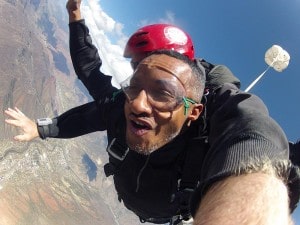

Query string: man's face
124 54 198 155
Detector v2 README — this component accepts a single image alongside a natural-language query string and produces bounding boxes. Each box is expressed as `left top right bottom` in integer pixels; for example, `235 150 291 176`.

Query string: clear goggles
120 74 197 115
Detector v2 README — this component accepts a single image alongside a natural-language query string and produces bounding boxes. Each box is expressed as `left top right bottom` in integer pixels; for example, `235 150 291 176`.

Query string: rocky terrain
0 0 143 224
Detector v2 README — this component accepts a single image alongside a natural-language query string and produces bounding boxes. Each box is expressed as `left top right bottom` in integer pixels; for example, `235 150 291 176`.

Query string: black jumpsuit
38 20 298 222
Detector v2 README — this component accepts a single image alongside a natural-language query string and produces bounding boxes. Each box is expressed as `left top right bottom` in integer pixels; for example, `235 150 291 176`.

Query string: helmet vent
135 31 149 37
135 41 148 48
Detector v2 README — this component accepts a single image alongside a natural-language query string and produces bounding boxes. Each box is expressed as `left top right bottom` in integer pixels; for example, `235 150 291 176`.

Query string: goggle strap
111 90 123 102
183 97 196 115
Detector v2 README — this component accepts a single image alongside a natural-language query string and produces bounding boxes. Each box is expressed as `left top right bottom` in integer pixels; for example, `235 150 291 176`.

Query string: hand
66 0 82 22
66 0 81 11
4 107 39 142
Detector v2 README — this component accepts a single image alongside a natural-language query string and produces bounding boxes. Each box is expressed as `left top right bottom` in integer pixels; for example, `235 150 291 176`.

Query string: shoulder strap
288 141 300 212
177 123 210 220
104 100 129 177
290 141 300 166
179 135 209 190
196 58 241 90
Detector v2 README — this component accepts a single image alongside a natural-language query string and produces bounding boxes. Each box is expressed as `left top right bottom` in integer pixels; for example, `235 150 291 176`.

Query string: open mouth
131 120 151 130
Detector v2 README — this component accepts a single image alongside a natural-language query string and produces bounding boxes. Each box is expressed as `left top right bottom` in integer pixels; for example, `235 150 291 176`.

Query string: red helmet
124 24 195 60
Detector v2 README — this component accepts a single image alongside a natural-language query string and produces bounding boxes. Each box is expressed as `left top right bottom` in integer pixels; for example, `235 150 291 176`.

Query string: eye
151 89 176 102
125 85 142 97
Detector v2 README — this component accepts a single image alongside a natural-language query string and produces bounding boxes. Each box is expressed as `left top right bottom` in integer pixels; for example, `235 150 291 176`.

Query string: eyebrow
154 79 181 89
152 65 187 89
133 63 188 91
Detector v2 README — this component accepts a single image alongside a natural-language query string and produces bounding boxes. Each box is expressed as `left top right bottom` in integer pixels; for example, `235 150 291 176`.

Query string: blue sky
81 0 300 222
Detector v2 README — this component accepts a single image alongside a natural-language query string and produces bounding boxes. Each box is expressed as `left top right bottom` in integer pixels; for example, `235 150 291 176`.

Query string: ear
186 103 203 126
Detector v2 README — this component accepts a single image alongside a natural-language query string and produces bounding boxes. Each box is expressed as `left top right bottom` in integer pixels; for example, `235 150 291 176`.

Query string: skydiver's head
123 24 195 70
122 50 205 155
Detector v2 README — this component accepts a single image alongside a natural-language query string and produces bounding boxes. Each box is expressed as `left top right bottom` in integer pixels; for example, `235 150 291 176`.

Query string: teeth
135 121 145 126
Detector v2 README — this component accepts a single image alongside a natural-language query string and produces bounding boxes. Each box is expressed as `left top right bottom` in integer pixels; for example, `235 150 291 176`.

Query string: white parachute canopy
245 45 290 92
265 45 290 72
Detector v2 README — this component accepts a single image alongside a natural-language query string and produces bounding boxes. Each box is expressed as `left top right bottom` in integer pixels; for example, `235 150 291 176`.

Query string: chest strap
104 138 129 177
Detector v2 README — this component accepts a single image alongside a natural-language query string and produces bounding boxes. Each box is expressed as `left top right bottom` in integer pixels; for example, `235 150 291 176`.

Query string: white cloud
159 11 176 24
79 1 177 88
138 10 176 27
81 0 133 88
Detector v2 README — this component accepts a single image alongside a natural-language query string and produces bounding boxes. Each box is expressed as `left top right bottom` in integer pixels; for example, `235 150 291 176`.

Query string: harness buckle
138 214 191 225
104 138 129 177
170 215 183 225
107 138 129 161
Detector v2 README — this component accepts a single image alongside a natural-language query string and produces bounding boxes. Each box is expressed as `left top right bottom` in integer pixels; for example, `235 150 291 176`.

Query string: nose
129 90 152 115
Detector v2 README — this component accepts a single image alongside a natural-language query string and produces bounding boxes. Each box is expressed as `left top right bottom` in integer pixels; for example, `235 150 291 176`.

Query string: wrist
36 118 53 139
69 11 82 22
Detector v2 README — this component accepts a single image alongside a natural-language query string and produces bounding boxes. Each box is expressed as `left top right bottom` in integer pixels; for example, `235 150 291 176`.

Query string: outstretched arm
193 172 293 225
66 0 117 101
4 102 106 141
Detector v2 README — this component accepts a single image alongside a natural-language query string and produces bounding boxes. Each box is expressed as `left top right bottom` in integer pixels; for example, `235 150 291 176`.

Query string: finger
14 133 34 142
5 107 26 120
4 108 14 116
4 109 17 119
66 0 78 10
4 109 12 116
5 119 22 127
14 107 25 116
14 135 27 142
4 110 21 120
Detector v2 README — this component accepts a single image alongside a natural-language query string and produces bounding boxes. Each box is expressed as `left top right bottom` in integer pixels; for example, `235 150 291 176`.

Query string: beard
126 126 181 155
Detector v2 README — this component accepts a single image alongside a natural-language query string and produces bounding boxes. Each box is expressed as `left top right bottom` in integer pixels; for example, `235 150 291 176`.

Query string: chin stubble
127 129 180 155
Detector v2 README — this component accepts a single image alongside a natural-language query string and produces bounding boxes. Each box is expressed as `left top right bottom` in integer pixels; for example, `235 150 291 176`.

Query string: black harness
103 135 209 225
103 92 211 225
